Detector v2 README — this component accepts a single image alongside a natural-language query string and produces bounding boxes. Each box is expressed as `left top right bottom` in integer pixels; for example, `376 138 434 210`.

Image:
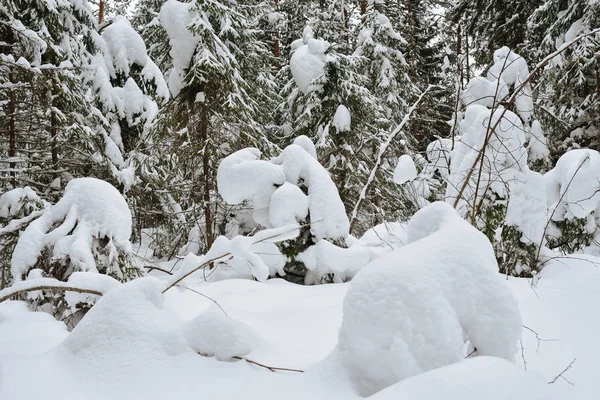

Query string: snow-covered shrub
10 178 137 287
447 48 549 275
544 149 600 255
216 137 373 283
0 188 47 288
335 202 522 396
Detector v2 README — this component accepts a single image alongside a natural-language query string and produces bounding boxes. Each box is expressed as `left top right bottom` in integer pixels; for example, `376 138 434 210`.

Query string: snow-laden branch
0 277 103 304
349 86 433 231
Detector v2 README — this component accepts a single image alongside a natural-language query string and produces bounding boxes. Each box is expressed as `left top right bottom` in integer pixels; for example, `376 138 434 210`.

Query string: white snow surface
1 251 599 399
10 178 133 280
181 312 259 360
335 202 522 396
0 187 45 218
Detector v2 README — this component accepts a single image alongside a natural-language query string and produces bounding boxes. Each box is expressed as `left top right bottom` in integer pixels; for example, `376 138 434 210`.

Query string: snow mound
290 27 329 94
64 272 121 309
335 202 522 396
370 357 555 400
57 278 187 361
11 178 133 280
181 312 259 361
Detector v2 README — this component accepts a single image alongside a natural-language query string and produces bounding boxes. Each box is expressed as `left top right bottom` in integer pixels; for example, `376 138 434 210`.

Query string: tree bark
99 0 105 24
274 0 280 70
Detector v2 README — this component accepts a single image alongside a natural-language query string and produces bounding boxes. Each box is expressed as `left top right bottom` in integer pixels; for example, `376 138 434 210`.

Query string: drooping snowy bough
335 202 522 396
11 178 135 283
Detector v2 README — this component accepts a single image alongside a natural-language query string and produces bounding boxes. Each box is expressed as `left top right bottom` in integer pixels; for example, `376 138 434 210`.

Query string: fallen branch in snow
233 356 304 373
548 358 576 385
522 325 559 353
349 86 433 232
520 340 527 370
143 265 174 275
466 347 478 358
0 278 103 304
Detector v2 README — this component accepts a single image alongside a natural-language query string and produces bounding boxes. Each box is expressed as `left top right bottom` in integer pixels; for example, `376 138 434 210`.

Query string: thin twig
232 356 304 373
174 284 228 316
548 358 576 385
0 285 102 304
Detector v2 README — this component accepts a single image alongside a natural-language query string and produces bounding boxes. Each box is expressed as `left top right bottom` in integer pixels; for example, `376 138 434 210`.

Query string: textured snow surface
0 187 45 218
2 254 599 399
11 178 133 280
335 202 522 396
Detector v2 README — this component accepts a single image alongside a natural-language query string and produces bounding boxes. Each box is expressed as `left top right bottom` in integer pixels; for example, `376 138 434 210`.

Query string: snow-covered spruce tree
449 0 540 67
148 0 276 257
280 26 403 234
0 0 126 201
525 0 600 160
447 47 550 276
383 0 453 146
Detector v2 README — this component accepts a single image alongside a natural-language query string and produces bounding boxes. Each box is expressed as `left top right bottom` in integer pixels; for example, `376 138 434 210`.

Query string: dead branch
233 356 304 373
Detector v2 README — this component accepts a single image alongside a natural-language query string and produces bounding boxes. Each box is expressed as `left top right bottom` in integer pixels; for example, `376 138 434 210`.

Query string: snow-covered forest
1 0 599 398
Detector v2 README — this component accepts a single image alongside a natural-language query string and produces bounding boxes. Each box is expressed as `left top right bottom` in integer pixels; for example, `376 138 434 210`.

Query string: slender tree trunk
99 0 105 24
8 78 16 186
200 97 213 250
360 0 367 16
465 32 471 83
457 25 463 89
274 0 280 70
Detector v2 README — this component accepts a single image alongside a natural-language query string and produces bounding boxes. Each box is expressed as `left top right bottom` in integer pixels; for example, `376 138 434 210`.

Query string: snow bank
11 178 133 280
58 277 188 360
181 312 259 360
335 202 522 396
371 357 555 400
290 27 329 94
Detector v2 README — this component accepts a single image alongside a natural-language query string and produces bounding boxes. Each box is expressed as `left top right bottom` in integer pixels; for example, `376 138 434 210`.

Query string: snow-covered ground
0 254 597 399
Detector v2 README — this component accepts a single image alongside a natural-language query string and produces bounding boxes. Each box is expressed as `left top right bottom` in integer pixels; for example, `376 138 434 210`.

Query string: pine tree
525 0 600 160
148 0 275 256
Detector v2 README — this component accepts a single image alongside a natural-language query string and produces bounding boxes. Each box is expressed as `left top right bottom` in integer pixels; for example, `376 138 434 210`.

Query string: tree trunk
274 0 280 70
99 0 105 24
200 96 213 250
8 79 16 186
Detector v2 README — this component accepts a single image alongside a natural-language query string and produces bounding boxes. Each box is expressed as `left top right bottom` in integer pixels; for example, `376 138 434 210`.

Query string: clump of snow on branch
393 155 417 184
159 0 201 96
290 26 329 94
333 105 351 133
335 202 522 396
11 178 134 281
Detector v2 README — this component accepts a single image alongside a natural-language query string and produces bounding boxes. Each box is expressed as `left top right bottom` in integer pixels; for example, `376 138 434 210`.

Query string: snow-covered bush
335 202 522 396
216 137 374 283
0 188 47 288
544 149 600 255
447 48 549 275
11 178 136 285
